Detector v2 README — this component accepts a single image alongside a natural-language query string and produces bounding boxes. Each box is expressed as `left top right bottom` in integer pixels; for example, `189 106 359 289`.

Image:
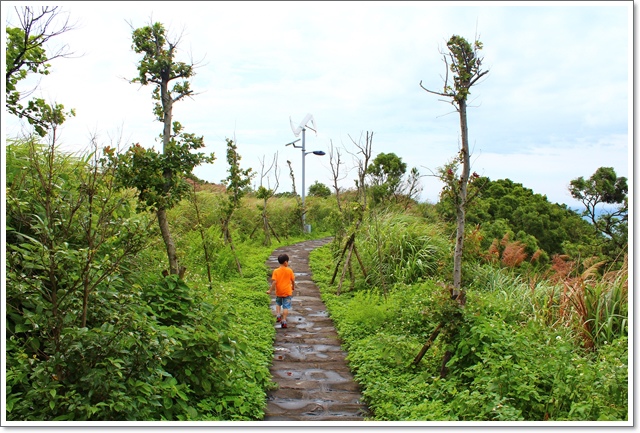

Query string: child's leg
281 296 292 323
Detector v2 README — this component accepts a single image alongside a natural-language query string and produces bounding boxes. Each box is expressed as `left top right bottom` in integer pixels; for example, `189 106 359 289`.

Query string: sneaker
281 321 287 328
276 315 282 323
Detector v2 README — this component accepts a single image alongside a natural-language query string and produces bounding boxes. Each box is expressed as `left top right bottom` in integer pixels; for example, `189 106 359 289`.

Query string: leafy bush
5 138 281 421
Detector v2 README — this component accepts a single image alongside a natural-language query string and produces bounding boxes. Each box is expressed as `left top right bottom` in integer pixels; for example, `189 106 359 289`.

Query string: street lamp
286 114 325 233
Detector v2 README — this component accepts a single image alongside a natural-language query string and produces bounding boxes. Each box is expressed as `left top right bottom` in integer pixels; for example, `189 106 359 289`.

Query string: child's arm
266 280 275 294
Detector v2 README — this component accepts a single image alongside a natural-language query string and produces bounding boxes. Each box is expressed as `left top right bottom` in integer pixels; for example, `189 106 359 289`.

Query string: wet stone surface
262 237 370 422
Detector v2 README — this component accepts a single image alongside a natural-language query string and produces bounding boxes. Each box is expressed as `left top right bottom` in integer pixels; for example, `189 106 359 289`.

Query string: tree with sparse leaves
107 21 214 276
221 138 254 274
421 34 488 296
5 6 76 136
413 34 488 373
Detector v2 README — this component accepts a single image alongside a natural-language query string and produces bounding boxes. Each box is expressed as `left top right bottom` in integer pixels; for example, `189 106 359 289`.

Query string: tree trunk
453 98 470 293
331 233 354 284
223 222 243 277
412 322 443 366
193 184 213 287
262 212 271 246
161 78 172 150
157 207 179 275
352 245 367 279
337 241 355 295
228 237 243 277
157 66 179 274
268 219 281 243
440 350 453 378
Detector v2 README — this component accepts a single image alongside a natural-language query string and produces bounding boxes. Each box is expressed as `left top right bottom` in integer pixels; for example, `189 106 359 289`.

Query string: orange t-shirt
272 266 295 297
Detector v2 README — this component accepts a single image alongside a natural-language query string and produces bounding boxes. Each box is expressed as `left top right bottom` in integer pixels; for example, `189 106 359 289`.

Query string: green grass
310 241 629 422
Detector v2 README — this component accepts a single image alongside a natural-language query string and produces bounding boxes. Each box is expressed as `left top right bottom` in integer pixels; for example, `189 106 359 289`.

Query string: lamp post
286 114 325 233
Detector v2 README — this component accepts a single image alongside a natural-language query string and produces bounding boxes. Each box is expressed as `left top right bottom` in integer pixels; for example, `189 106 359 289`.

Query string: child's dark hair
277 254 289 264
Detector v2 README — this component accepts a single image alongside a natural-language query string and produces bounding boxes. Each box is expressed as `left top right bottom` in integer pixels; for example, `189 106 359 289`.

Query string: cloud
3 1 630 209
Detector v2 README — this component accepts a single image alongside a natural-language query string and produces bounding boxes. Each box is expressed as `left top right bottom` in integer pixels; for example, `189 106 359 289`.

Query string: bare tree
397 167 424 210
330 131 374 295
347 131 374 209
328 139 347 213
251 153 281 246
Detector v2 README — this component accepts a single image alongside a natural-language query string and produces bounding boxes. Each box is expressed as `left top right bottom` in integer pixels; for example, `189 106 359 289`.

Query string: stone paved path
262 237 369 422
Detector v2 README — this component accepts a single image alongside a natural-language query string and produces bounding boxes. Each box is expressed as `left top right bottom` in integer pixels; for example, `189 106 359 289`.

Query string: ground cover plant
310 229 628 421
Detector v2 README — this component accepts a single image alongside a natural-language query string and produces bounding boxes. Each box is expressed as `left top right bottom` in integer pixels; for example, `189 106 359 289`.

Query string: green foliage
442 177 594 256
445 34 486 102
5 135 280 421
570 167 627 212
366 152 407 205
221 138 254 218
5 139 187 420
142 275 272 420
311 244 628 421
6 305 192 421
5 6 75 136
569 167 628 260
585 279 628 348
105 130 214 212
301 195 337 234
130 22 194 120
436 159 485 216
308 180 332 198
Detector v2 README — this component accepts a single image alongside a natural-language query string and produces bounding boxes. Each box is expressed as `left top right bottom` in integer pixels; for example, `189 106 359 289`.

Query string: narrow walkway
262 237 369 421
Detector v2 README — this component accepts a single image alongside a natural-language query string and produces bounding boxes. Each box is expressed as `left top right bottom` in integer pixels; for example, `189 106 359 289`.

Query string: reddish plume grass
501 241 528 267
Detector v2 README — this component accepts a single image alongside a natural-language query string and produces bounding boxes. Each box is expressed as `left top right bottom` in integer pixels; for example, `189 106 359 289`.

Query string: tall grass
468 254 628 350
548 255 629 349
356 211 450 290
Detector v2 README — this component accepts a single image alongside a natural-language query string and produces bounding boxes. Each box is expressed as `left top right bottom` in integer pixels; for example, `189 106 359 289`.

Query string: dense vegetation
5 137 628 421
311 213 628 421
5 139 288 420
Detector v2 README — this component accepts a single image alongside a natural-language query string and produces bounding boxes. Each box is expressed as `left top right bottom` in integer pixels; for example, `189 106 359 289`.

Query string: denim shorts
276 296 292 310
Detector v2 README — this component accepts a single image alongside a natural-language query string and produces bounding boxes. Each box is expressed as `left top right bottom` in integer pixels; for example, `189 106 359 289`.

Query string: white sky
2 1 632 210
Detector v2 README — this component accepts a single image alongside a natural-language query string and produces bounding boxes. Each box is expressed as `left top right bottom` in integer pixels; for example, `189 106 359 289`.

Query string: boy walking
266 253 295 328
